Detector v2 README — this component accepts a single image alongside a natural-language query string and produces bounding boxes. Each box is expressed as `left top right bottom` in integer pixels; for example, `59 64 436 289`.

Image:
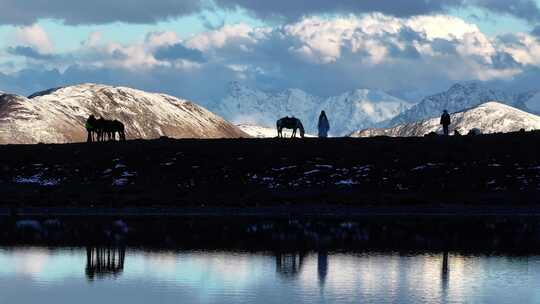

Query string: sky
2 0 540 104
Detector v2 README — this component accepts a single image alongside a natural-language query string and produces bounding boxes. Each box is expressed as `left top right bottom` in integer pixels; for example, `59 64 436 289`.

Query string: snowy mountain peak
384 82 517 127
227 81 253 96
0 83 247 144
351 101 540 138
212 84 414 136
447 81 483 92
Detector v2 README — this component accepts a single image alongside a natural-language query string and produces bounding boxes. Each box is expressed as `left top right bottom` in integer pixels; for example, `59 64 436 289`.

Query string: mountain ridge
210 82 415 136
383 81 539 127
351 102 540 138
0 83 248 144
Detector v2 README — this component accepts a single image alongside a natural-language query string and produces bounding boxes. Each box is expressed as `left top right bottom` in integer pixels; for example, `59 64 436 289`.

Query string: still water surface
0 247 539 303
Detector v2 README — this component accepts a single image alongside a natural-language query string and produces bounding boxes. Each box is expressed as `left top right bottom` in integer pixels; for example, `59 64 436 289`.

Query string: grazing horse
276 117 305 138
85 115 97 142
110 120 126 141
95 117 107 142
88 116 126 142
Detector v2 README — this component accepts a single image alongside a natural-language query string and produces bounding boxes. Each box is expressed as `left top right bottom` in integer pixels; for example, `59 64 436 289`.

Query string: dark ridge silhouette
27 87 62 99
276 116 305 138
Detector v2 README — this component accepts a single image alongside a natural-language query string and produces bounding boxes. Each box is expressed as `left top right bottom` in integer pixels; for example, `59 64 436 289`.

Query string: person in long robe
318 111 330 138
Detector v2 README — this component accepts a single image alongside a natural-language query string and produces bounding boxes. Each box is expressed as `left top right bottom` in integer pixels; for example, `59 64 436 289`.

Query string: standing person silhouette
440 110 451 136
318 111 330 138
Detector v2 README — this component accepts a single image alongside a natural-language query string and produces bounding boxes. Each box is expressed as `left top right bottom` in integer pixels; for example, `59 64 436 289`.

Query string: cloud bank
0 0 539 25
0 0 204 25
2 14 540 104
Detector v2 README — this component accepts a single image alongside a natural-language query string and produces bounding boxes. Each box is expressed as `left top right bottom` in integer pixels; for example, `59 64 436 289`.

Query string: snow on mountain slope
212 82 414 136
0 83 247 144
237 124 315 138
521 91 540 114
322 89 414 134
351 102 540 138
385 82 520 127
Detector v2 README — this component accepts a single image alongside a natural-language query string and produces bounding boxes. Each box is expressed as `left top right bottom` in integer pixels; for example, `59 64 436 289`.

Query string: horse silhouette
85 115 98 142
276 117 305 138
86 115 126 142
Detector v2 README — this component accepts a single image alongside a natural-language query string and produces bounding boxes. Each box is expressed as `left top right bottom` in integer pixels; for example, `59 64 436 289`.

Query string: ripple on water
0 248 539 304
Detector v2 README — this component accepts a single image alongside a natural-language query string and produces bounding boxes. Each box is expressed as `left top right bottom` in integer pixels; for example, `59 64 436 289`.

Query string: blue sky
1 0 540 103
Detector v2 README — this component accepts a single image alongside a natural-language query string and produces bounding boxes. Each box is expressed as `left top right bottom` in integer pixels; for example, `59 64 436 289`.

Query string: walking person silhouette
440 110 451 136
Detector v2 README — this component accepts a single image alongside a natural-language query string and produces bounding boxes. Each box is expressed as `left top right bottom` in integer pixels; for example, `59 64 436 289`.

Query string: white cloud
13 24 54 53
2 14 540 102
83 31 103 48
499 33 540 66
186 23 266 51
145 31 180 49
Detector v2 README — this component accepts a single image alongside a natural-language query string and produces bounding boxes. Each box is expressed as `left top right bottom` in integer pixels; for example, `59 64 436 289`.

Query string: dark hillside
1 133 540 208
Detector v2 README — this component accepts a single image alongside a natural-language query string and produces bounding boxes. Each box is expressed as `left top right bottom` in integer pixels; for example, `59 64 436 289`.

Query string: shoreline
4 206 540 218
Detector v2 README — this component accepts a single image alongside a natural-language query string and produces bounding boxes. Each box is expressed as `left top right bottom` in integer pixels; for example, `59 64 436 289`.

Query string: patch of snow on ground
412 163 442 171
236 124 316 138
336 179 359 186
315 165 333 169
112 178 129 187
14 173 61 186
272 165 297 172
121 171 137 177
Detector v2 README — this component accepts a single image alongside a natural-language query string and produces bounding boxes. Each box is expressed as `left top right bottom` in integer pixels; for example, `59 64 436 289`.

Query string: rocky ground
1 132 540 208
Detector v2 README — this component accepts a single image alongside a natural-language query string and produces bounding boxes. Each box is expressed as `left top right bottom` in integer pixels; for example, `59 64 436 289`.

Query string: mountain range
1 81 540 144
0 83 247 144
351 102 540 138
208 81 540 136
210 82 415 136
383 81 539 127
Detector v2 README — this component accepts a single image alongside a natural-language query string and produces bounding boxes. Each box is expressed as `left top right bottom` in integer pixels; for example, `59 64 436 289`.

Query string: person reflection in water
318 111 330 138
441 251 449 299
318 251 328 287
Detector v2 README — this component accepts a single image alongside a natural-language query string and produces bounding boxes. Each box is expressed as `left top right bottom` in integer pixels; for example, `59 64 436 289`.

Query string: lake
0 247 539 304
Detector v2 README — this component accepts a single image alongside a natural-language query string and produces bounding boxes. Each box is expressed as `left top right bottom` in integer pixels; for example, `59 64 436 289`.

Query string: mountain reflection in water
0 247 538 304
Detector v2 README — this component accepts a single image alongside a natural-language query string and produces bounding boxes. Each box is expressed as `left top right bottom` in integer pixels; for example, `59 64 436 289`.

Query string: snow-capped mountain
384 82 531 127
0 83 247 144
212 82 415 136
351 102 540 138
236 124 315 138
517 91 540 114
